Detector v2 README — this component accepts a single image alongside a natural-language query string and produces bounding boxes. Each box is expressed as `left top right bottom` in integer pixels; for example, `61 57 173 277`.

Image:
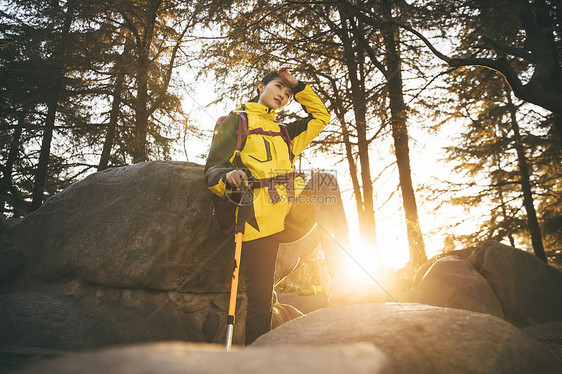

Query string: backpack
209 109 294 236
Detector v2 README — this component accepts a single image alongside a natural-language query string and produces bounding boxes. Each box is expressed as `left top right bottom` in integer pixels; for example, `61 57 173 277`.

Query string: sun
344 234 385 283
343 222 411 280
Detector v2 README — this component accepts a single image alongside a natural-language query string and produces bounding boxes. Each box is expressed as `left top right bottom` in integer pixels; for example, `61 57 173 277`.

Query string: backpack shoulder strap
212 116 227 143
233 110 248 163
228 111 295 165
278 124 294 164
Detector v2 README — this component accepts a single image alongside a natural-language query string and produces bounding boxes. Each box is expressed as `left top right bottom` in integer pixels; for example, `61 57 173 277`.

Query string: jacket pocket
248 136 273 163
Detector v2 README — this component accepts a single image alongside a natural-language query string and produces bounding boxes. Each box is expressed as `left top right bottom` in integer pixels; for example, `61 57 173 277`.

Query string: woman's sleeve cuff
293 81 306 94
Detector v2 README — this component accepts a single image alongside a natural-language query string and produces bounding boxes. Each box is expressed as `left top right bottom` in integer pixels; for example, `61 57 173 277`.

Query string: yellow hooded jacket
204 82 330 242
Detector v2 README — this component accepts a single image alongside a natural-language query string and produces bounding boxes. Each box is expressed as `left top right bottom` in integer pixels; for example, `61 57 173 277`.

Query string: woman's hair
250 71 280 102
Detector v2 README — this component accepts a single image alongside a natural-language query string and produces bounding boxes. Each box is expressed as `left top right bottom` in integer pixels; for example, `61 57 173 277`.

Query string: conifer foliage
0 0 212 215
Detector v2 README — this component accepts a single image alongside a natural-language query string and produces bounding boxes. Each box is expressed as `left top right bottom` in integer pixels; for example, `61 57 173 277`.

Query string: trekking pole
226 184 252 350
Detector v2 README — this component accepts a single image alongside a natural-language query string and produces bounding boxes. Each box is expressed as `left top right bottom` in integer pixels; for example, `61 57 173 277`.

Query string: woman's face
257 78 292 110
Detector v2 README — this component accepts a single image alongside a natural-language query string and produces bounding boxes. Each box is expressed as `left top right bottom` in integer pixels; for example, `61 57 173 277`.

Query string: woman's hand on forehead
278 67 298 89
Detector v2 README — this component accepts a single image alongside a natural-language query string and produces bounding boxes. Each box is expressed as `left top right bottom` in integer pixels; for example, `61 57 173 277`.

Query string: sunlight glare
377 232 411 270
346 235 383 283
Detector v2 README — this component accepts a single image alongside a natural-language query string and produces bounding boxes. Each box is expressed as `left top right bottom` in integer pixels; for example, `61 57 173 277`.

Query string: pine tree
433 64 558 261
352 0 562 139
0 0 213 213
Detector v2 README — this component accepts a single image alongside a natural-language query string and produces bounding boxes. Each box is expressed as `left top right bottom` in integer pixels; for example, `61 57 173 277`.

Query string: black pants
240 235 280 345
241 173 350 345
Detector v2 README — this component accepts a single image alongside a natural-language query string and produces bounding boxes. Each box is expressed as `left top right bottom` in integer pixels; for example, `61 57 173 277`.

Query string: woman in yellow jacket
205 68 355 344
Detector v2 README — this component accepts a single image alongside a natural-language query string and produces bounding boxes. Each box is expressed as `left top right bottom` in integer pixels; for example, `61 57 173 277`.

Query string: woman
204 68 370 345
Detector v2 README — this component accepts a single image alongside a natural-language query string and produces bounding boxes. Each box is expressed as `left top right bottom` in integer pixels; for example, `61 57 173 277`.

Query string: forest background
1 0 560 272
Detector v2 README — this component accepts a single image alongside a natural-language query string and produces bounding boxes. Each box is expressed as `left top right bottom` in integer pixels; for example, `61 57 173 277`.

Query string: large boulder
400 255 503 318
407 241 562 328
254 303 561 373
14 341 388 374
8 161 232 292
1 162 251 357
468 241 562 328
412 247 478 285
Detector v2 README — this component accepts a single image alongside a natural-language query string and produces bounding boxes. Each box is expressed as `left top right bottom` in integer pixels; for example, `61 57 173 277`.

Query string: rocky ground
1 161 561 373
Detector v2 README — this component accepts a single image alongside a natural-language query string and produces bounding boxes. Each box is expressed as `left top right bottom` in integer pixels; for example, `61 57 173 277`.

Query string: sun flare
345 235 384 283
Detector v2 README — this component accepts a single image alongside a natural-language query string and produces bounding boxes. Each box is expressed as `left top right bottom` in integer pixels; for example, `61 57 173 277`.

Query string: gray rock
401 255 503 318
2 162 316 358
271 302 303 329
413 247 478 285
0 286 246 359
254 303 561 374
0 290 247 373
5 217 22 228
277 292 329 314
14 341 388 374
88 288 246 346
9 161 234 292
0 246 24 285
0 292 107 350
468 240 562 327
0 346 68 372
275 229 322 284
522 322 562 360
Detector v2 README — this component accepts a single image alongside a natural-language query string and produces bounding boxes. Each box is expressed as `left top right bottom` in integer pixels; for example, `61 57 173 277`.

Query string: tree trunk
507 94 547 262
492 152 516 247
98 37 132 171
132 0 162 163
334 5 380 255
31 0 75 211
98 71 125 170
341 124 364 218
31 84 59 211
324 74 365 231
351 63 379 251
0 111 24 214
381 0 426 268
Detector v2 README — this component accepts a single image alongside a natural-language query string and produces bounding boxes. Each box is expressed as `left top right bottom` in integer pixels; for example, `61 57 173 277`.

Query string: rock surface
0 246 24 285
522 322 562 360
0 162 253 362
14 341 388 374
0 279 248 348
467 241 562 328
254 303 561 374
277 292 329 315
0 292 106 350
8 161 232 292
405 241 562 329
271 301 304 330
400 255 503 318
